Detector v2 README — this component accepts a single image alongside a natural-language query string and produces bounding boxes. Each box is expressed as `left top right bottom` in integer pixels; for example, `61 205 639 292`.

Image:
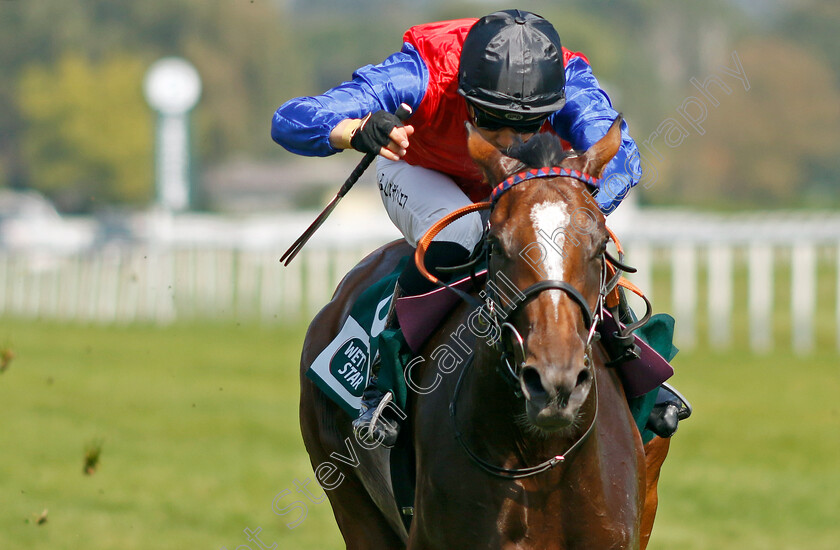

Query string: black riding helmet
458 10 566 122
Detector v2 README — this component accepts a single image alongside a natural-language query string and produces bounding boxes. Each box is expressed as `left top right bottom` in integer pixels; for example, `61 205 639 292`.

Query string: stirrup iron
368 391 394 440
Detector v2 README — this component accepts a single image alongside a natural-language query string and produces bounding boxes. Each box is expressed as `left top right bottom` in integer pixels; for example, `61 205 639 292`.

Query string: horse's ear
466 123 520 184
582 115 623 178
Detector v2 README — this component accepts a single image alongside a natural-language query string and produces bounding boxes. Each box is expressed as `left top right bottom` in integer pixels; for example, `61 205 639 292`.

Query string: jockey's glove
350 110 403 155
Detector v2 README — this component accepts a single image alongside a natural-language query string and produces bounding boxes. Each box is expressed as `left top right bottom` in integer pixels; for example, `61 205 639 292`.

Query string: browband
490 167 600 204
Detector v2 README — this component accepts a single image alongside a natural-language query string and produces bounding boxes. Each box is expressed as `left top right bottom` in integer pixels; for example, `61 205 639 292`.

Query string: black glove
350 110 403 155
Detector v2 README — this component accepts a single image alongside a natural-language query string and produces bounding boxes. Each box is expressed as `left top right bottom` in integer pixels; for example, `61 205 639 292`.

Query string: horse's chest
415 484 636 550
496 492 578 549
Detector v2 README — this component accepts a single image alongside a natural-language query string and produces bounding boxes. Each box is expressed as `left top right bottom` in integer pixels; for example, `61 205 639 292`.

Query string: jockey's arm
549 55 643 214
271 45 427 158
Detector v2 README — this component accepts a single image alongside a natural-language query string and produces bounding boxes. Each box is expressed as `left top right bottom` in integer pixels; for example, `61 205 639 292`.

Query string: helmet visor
470 104 548 134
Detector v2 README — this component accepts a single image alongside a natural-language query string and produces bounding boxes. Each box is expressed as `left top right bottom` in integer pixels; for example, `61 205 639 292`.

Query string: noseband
491 269 605 395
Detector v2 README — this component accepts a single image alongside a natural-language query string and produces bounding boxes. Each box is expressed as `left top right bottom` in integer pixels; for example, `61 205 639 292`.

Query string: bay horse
298 117 670 549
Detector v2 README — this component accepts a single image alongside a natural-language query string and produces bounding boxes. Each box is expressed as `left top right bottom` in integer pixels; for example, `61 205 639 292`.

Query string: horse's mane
506 133 577 169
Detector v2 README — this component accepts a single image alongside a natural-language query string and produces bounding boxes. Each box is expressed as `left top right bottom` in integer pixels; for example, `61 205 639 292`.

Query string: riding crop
280 103 413 266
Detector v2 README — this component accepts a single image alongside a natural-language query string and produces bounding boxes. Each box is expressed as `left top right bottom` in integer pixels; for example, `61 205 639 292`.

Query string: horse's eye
487 236 505 257
594 239 608 260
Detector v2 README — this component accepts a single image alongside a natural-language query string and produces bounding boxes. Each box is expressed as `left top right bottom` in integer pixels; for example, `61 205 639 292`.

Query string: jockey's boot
614 289 693 439
646 382 692 438
351 283 405 448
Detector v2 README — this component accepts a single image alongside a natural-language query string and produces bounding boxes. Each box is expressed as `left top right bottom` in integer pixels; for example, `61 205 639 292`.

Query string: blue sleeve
271 43 428 157
549 56 642 214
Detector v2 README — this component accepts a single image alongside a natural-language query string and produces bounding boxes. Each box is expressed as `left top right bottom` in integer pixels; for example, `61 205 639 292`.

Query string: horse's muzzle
520 364 592 430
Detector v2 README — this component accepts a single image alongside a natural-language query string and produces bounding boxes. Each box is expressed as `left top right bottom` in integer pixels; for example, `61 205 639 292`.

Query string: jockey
272 10 689 447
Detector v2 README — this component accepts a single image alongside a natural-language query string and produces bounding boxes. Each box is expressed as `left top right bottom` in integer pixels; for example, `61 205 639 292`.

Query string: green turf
648 349 840 550
0 319 341 550
1 319 838 549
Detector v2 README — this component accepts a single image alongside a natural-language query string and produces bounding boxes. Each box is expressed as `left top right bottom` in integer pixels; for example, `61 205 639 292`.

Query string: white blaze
530 201 571 317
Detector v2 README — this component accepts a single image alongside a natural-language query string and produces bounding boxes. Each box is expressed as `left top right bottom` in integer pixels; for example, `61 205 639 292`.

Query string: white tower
143 57 202 212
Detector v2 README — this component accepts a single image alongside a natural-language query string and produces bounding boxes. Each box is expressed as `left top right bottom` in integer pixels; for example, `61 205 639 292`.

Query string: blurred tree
17 53 153 212
1 0 303 205
292 12 407 93
183 1 309 162
777 0 840 86
649 38 840 209
1 0 837 210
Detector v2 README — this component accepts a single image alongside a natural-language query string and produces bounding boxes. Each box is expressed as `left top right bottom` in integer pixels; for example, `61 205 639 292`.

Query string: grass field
1 318 838 549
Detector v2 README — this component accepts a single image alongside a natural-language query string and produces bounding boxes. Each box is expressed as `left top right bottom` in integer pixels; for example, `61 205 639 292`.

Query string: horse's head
467 117 623 432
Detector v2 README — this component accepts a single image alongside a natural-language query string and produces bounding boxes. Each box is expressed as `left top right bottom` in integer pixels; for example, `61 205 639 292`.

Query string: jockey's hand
347 111 414 161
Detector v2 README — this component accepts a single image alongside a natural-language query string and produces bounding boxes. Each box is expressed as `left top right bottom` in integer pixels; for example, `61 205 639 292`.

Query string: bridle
451 264 607 479
415 167 629 479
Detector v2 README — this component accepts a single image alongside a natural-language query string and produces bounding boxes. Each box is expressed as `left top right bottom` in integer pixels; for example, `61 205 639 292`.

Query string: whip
280 103 413 266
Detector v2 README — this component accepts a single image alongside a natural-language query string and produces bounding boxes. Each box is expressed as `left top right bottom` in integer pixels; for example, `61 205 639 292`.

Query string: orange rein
604 225 646 308
414 202 491 285
415 203 648 306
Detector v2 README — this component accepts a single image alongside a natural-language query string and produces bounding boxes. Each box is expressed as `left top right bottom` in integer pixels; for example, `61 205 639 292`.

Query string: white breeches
376 157 484 250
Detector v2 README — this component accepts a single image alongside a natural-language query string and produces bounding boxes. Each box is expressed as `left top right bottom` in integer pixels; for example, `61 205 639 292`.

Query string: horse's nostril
521 366 546 399
576 369 590 388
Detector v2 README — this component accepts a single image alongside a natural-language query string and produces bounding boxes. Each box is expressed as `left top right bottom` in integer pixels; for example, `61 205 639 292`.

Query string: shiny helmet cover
458 9 566 118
